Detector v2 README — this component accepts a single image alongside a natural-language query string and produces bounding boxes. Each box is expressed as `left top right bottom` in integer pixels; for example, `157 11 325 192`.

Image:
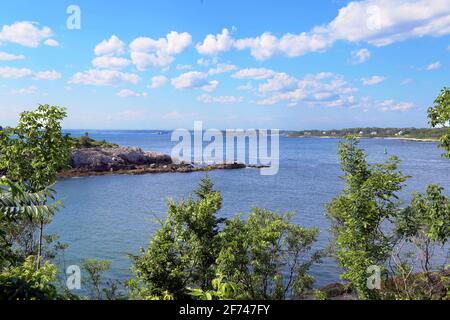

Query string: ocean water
49 130 450 288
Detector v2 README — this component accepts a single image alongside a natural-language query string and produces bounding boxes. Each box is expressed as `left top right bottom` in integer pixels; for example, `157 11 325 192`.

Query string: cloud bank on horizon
0 0 449 129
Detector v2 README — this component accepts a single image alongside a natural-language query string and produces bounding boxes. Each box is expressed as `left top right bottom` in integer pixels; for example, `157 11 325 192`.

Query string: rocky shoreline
59 146 249 178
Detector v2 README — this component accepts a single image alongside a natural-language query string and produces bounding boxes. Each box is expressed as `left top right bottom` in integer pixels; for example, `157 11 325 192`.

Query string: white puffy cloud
258 73 298 93
150 75 168 89
171 71 218 92
197 94 243 104
278 31 333 57
232 68 276 80
426 61 442 70
235 31 332 60
248 71 413 111
351 48 371 64
252 72 358 108
0 21 52 48
209 1 450 60
0 51 25 61
200 80 219 92
235 33 280 60
207 63 237 75
94 35 126 56
196 28 234 55
70 69 140 86
166 32 193 55
130 51 174 70
378 99 414 111
44 39 59 47
116 89 147 98
0 67 62 80
327 0 450 47
33 70 62 80
362 75 387 86
0 66 33 79
129 31 192 70
92 56 130 69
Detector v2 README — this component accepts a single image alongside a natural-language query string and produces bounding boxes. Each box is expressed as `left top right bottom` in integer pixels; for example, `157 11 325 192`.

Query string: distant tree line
287 127 447 140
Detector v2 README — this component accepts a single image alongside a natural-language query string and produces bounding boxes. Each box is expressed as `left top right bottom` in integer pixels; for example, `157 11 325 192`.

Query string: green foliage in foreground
189 275 243 300
129 176 321 300
388 185 450 300
82 259 111 300
81 259 126 300
216 209 321 299
68 132 118 149
0 178 61 265
0 256 58 300
0 104 70 267
0 178 60 223
397 184 449 248
428 87 450 158
0 179 61 300
129 176 225 299
0 104 70 192
327 137 408 300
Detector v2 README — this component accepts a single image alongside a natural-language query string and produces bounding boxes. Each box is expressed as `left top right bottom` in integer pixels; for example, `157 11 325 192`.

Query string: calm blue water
49 131 450 288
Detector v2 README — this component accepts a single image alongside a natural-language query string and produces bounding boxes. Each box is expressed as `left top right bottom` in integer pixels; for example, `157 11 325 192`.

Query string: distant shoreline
285 127 446 142
290 136 439 142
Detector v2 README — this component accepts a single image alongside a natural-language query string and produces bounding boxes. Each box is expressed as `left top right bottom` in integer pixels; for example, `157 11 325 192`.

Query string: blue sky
0 0 449 130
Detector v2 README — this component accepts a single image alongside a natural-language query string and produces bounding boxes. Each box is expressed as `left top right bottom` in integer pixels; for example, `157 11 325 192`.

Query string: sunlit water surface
49 131 450 289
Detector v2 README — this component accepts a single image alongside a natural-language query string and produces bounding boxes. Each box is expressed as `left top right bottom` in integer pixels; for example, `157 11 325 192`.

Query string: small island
60 133 248 178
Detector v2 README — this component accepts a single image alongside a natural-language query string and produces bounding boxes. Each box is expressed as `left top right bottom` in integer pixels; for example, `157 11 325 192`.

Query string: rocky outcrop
69 147 172 172
60 147 247 177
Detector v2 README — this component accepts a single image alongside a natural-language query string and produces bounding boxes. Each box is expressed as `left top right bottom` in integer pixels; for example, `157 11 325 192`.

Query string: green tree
0 104 70 265
0 178 61 300
387 185 450 299
129 176 224 299
428 87 450 157
395 185 449 272
326 137 408 299
82 259 112 300
216 208 321 300
0 178 61 264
